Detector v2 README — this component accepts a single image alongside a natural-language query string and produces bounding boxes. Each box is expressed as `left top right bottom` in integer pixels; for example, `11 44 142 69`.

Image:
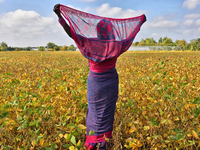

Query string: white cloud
1 9 55 28
184 13 200 19
183 19 194 26
0 0 4 3
198 27 200 32
96 3 147 18
149 20 178 28
182 0 200 9
151 33 157 36
146 13 178 29
67 5 82 11
183 30 190 34
0 9 71 47
84 7 94 12
196 19 200 26
0 9 55 35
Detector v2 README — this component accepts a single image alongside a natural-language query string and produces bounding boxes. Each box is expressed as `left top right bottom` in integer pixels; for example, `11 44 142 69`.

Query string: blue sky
0 0 200 47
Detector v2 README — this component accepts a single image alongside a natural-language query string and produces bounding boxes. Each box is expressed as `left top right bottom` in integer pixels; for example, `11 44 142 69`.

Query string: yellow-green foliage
47 48 54 51
0 51 200 150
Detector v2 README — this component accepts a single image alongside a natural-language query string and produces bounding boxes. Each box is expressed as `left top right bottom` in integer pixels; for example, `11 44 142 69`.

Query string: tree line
132 37 200 51
40 42 77 51
1 37 200 51
0 42 77 51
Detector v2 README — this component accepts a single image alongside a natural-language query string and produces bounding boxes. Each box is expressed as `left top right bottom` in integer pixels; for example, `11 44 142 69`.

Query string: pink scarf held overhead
59 4 146 63
58 4 147 150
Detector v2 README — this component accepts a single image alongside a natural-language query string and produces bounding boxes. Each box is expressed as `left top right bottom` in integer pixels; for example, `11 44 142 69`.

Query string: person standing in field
54 4 146 150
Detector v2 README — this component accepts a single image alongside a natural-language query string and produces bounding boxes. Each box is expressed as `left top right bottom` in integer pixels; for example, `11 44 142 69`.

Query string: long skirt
84 67 119 150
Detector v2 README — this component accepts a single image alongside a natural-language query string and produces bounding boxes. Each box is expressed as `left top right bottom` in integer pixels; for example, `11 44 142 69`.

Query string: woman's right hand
53 4 60 15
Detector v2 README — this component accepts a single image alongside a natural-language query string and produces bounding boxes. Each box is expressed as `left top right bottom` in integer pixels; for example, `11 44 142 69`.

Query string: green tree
0 42 8 51
67 45 77 51
177 39 187 51
25 47 31 51
174 40 180 46
138 39 146 46
7 46 14 51
47 42 56 50
163 38 174 46
1 42 7 47
61 45 68 51
1 46 7 51
163 37 168 42
54 46 60 51
186 43 191 50
158 37 163 45
191 39 200 51
149 38 156 46
145 38 156 46
134 42 139 46
196 38 200 51
145 38 151 46
38 46 45 51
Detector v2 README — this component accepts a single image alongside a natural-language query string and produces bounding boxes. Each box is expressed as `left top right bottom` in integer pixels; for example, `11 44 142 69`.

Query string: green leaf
188 140 195 145
35 80 42 89
63 144 70 148
163 71 167 76
0 111 9 119
71 90 76 101
3 104 10 109
67 123 75 128
76 126 82 133
161 119 167 124
32 94 38 97
29 122 35 126
164 95 171 99
47 105 53 110
152 135 159 139
70 135 76 146
159 108 163 116
66 133 71 142
27 92 32 95
159 61 164 65
76 140 83 147
89 130 95 135
45 147 52 150
72 130 79 136
192 80 196 84
37 135 43 141
148 105 153 109
175 133 184 141
192 97 200 104
51 143 56 149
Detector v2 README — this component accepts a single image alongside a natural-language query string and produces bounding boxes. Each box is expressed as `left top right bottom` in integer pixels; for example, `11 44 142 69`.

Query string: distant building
128 46 181 51
128 46 150 51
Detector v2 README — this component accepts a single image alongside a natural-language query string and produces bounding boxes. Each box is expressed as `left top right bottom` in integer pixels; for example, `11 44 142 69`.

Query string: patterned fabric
59 4 146 62
86 67 118 149
96 19 115 40
88 58 117 73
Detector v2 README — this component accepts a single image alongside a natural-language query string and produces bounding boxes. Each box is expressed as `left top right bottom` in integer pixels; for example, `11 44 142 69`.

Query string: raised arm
53 4 72 39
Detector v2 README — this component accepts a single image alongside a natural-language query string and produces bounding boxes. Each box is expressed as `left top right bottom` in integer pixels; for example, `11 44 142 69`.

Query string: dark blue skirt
85 67 118 149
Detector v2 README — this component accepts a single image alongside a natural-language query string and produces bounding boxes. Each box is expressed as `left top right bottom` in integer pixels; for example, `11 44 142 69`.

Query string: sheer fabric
59 4 146 62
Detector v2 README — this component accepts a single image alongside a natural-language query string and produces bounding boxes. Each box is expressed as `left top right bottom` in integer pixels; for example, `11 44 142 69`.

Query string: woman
54 4 146 150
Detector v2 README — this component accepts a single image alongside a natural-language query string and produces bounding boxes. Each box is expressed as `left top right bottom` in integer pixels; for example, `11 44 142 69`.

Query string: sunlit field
0 51 200 150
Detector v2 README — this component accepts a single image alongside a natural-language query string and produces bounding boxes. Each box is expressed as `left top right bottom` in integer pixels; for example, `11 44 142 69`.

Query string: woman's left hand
53 4 60 15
